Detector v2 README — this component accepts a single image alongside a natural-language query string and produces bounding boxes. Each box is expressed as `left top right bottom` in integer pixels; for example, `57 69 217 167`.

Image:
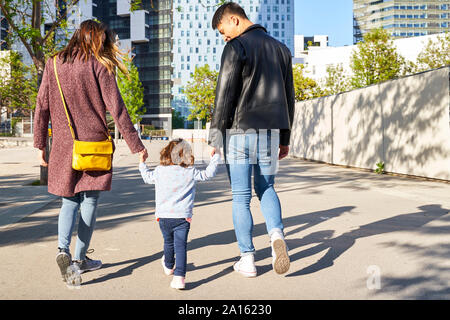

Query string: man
209 2 295 277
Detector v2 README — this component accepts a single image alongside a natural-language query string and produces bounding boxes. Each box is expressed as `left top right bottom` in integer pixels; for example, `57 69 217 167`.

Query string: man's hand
38 149 48 167
279 145 289 160
139 148 148 163
209 146 220 157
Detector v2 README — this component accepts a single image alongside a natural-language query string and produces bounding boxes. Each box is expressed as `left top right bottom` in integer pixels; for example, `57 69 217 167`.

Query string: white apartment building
298 33 445 83
172 0 295 121
2 0 295 129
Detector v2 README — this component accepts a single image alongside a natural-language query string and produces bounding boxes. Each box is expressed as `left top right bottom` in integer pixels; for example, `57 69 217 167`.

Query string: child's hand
209 146 221 157
139 148 148 163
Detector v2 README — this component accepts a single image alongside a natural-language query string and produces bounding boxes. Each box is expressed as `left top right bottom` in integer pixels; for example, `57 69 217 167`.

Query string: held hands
209 146 221 158
139 148 148 163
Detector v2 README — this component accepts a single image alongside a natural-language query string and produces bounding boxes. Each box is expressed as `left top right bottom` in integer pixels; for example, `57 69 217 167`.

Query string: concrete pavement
0 140 449 299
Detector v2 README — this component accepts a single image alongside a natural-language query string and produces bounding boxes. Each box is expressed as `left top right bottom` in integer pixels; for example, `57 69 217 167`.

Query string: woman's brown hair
160 139 195 168
57 19 128 75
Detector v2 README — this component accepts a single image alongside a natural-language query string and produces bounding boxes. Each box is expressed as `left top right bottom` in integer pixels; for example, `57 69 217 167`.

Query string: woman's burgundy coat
34 56 145 197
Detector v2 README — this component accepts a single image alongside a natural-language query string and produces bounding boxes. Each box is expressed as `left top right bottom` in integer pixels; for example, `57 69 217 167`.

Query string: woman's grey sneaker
73 256 102 274
56 248 72 282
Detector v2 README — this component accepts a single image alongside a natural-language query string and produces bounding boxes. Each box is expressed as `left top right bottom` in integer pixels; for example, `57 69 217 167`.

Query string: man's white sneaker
271 233 290 275
161 256 175 276
170 276 185 290
233 254 257 277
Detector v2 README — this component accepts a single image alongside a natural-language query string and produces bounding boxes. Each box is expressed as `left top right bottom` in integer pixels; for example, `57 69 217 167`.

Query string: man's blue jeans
159 218 191 277
225 130 284 256
58 191 100 261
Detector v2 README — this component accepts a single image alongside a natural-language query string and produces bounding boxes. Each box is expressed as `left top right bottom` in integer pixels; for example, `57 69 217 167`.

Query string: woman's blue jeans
159 218 191 277
225 130 284 256
58 191 100 261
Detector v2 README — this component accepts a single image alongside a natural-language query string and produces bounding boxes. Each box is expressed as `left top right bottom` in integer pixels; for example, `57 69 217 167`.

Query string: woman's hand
38 149 48 167
139 148 148 163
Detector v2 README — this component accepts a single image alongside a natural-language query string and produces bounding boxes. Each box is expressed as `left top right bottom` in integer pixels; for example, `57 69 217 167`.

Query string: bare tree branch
42 0 80 43
0 1 36 62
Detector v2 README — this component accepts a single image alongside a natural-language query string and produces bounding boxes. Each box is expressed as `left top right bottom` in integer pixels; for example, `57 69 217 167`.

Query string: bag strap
53 56 112 141
53 56 76 140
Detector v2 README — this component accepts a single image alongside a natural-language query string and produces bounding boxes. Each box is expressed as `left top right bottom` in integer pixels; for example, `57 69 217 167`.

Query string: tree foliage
0 0 80 86
172 109 185 129
117 59 145 124
322 63 351 96
0 50 37 113
350 28 405 88
183 64 218 122
414 32 450 72
292 64 322 101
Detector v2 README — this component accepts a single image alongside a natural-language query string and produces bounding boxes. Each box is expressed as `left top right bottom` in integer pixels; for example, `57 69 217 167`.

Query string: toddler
139 138 220 289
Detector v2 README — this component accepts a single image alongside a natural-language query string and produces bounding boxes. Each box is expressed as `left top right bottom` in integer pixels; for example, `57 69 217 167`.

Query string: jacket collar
240 24 267 36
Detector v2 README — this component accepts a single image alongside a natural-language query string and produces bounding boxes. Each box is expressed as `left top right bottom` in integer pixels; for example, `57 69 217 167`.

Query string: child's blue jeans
159 218 191 277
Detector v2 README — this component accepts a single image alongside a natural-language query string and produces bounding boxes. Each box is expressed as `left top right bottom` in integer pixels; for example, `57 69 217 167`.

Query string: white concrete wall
172 129 207 143
290 95 332 163
290 67 450 180
380 67 450 179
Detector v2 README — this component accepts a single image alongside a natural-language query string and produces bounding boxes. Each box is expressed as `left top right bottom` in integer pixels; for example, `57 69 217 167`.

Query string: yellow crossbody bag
53 57 113 171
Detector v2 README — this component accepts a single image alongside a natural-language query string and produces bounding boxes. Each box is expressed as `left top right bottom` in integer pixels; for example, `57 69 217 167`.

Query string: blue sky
294 0 354 47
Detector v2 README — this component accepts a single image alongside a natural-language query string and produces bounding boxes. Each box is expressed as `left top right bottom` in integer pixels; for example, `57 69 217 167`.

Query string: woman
33 20 148 284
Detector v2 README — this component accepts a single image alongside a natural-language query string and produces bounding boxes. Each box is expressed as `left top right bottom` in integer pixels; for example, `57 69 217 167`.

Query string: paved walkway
0 140 449 299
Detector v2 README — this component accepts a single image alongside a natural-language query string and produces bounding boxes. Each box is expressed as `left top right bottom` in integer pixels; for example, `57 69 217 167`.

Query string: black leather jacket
209 24 295 147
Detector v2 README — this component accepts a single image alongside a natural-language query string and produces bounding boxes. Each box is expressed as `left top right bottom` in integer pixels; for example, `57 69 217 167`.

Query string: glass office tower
353 0 450 43
94 0 172 130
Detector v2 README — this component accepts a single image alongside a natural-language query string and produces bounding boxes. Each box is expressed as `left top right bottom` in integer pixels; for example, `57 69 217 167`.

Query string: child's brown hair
160 138 194 168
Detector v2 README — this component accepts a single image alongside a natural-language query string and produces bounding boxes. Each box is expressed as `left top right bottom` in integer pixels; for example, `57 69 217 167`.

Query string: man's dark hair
212 2 249 30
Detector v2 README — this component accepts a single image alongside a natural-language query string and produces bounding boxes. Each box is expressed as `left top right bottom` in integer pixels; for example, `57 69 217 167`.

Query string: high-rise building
172 0 295 123
94 0 173 131
2 0 295 130
353 0 450 43
0 11 8 50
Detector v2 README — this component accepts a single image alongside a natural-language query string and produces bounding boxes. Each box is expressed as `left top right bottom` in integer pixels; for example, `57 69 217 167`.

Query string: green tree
172 109 185 129
117 59 145 124
350 28 405 88
0 51 37 114
414 32 450 72
322 63 351 95
183 64 218 122
0 0 81 86
292 64 323 101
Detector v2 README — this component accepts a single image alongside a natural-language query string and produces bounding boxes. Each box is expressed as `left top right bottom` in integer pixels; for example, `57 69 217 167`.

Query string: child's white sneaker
161 256 175 276
170 276 185 289
271 232 290 275
233 254 257 277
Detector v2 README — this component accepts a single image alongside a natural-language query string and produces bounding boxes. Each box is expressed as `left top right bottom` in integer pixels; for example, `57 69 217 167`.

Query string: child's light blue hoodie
139 154 220 219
